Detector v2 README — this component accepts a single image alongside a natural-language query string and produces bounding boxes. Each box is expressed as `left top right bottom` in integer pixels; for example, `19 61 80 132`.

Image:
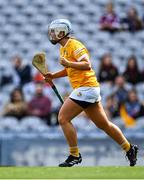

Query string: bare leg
84 101 138 166
84 102 129 146
58 98 83 147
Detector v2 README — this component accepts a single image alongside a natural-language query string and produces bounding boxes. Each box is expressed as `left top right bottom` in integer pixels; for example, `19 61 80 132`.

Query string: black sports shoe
59 153 82 167
126 144 138 166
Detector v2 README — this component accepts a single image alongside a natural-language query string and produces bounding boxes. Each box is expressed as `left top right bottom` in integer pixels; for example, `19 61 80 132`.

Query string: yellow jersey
60 38 99 89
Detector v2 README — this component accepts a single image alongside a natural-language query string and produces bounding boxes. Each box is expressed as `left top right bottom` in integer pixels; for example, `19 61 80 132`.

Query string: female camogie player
45 19 138 167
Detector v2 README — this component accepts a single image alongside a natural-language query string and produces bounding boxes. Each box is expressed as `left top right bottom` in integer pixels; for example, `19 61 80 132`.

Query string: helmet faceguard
48 19 72 45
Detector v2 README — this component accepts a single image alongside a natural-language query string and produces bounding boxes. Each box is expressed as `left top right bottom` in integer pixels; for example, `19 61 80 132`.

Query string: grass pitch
0 166 143 179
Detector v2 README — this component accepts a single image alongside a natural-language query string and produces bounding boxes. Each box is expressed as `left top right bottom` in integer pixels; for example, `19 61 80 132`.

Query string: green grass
0 166 143 179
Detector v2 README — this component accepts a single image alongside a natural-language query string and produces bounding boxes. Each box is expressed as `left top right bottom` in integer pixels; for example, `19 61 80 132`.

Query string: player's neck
59 37 70 47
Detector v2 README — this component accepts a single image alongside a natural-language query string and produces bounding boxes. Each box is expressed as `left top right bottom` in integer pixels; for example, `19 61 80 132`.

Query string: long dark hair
10 87 24 103
126 55 139 71
100 53 113 69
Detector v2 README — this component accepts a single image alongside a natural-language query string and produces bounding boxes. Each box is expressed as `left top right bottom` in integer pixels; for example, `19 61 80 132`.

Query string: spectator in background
28 82 52 126
140 69 144 83
143 15 144 26
0 67 13 87
105 95 119 119
12 56 32 87
98 53 119 83
125 89 144 119
0 64 19 89
123 55 141 85
33 71 45 82
99 2 120 33
120 89 144 127
23 71 51 102
121 7 143 32
113 75 129 105
2 88 28 120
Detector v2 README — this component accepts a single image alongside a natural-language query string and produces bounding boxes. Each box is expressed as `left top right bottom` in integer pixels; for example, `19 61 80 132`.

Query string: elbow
85 63 91 70
88 64 91 70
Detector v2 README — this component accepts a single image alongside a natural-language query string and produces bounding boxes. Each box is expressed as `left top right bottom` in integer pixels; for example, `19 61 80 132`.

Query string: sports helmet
48 19 72 44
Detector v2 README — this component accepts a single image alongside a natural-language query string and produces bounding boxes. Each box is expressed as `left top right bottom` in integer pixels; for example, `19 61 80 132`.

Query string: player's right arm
44 68 67 83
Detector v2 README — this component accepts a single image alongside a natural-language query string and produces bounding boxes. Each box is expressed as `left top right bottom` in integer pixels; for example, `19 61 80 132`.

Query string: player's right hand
44 72 53 83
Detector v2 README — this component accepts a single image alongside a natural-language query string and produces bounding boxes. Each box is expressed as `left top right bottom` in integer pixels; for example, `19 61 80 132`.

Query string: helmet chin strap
50 40 58 45
50 33 70 45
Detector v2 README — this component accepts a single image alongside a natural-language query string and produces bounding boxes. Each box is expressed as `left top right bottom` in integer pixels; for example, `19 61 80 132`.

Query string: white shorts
69 87 101 103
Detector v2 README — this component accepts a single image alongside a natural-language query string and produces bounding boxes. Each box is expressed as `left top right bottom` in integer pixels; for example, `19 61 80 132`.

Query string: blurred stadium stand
0 0 144 166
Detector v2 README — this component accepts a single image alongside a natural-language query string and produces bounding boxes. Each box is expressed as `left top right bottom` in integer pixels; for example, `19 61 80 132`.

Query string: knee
58 113 69 126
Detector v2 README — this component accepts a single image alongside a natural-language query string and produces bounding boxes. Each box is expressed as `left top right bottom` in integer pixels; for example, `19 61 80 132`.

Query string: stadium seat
0 0 143 67
136 117 144 128
0 0 144 130
116 0 132 6
135 31 144 43
20 116 48 131
113 117 125 129
0 117 20 131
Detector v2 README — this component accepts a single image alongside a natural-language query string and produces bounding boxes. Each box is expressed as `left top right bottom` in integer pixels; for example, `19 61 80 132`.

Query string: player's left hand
60 57 70 68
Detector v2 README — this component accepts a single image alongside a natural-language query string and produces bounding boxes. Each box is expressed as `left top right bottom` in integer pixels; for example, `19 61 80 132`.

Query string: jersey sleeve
72 41 89 62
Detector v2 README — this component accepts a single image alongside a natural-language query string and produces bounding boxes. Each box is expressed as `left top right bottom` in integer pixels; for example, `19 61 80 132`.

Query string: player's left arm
60 45 91 70
60 57 91 70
